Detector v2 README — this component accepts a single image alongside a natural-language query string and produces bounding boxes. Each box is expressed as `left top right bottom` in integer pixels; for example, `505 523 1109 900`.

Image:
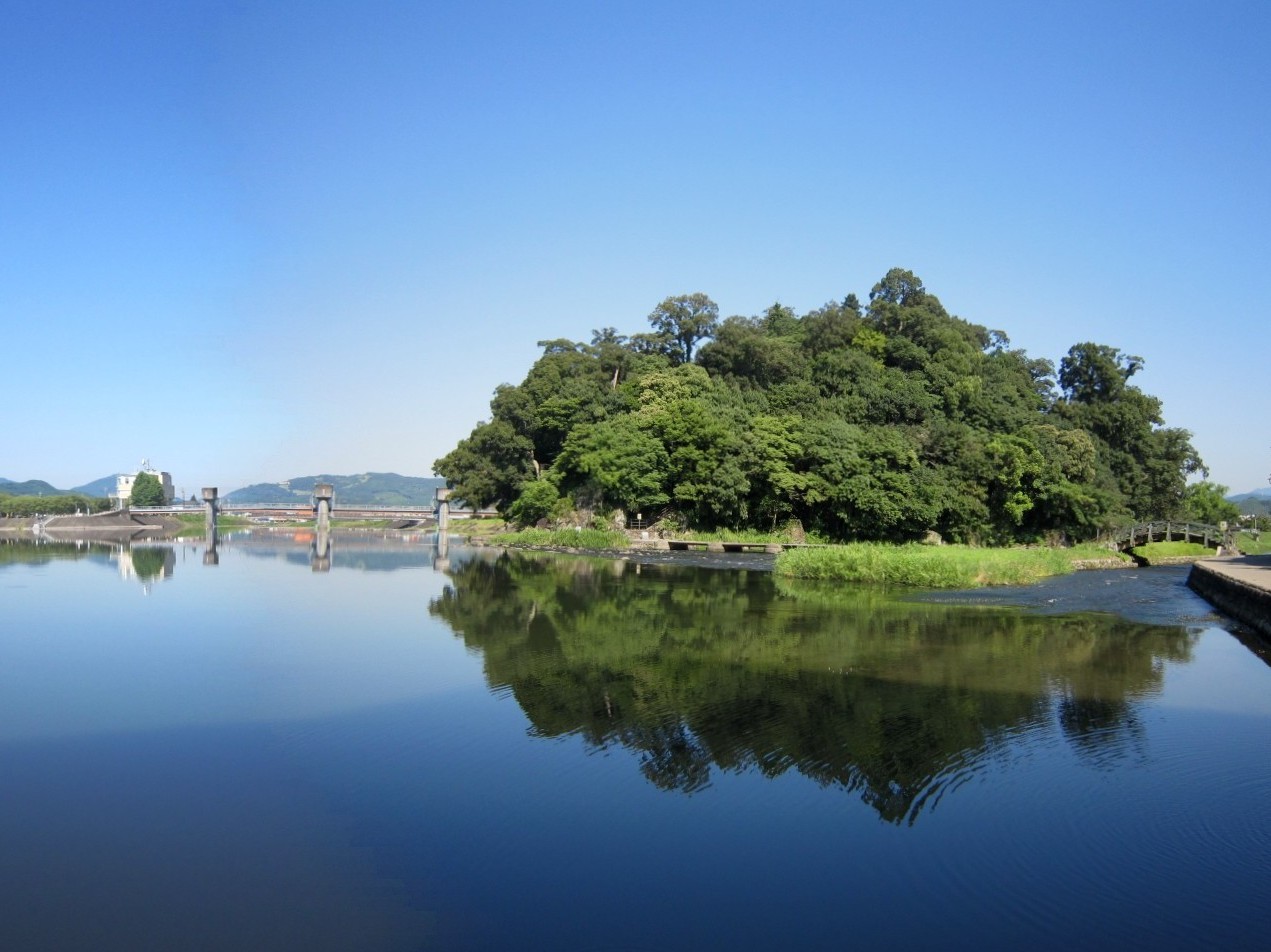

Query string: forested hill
435 268 1209 544
223 473 445 506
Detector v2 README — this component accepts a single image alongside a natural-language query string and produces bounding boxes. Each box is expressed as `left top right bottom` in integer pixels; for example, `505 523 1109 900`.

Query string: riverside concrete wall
1188 556 1271 641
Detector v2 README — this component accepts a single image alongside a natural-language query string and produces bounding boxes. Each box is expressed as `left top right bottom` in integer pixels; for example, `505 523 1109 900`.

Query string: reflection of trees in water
430 551 1195 823
0 538 113 566
129 546 172 581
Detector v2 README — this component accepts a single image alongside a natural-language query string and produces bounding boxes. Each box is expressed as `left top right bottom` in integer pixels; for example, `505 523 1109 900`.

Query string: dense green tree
434 419 536 514
1181 481 1240 526
647 293 719 364
554 417 670 514
1054 343 1203 520
0 493 110 517
508 478 564 527
433 270 1201 543
129 472 165 507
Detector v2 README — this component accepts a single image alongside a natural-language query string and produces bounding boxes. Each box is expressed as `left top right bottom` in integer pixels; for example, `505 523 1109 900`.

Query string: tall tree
1181 481 1240 526
129 471 165 507
433 419 536 515
1054 343 1202 519
647 293 719 364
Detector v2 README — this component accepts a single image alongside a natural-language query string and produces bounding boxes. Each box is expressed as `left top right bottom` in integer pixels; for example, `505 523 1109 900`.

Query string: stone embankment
1188 556 1271 640
0 510 180 538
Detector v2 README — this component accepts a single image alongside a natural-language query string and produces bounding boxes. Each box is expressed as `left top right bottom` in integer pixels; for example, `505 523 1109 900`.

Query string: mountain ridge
1 472 444 505
221 472 445 506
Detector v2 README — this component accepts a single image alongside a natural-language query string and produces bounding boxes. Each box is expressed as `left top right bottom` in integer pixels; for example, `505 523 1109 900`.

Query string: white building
112 460 175 508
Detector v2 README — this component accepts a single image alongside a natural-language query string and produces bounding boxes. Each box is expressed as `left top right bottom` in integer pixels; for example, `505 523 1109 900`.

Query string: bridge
130 503 496 521
1106 521 1236 553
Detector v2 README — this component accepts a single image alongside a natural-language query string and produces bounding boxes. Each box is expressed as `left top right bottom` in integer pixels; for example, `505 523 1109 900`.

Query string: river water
2 532 1269 951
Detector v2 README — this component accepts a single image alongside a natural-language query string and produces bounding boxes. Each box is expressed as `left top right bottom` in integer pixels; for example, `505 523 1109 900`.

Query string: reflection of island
430 551 1196 823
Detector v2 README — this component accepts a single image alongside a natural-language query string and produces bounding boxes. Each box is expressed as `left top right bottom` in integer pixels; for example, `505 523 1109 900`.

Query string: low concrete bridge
1106 521 1235 553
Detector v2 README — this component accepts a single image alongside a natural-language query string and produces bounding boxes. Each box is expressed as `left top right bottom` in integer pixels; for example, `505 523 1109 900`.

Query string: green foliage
647 293 719 364
555 417 670 513
491 527 628 549
433 419 535 514
434 270 1202 543
507 478 563 527
0 493 110 517
129 471 165 507
1181 481 1241 526
1054 344 1202 519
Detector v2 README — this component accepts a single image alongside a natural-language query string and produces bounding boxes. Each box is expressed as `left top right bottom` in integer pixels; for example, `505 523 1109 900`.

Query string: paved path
1188 555 1271 640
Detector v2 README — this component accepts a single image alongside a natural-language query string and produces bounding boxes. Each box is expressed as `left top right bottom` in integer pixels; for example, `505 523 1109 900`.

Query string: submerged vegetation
435 269 1210 545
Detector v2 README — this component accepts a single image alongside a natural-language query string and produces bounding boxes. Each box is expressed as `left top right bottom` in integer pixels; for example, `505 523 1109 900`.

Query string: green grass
774 543 1087 588
1129 541 1214 563
175 513 252 529
1237 531 1271 555
492 527 629 550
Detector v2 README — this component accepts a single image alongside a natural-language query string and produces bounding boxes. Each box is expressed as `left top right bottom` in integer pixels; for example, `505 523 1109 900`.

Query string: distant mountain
223 473 446 506
1228 487 1271 501
1229 487 1271 517
72 475 123 498
0 479 73 496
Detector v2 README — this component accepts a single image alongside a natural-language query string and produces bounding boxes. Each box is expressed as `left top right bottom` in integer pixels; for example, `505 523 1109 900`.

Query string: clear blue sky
3 0 1268 495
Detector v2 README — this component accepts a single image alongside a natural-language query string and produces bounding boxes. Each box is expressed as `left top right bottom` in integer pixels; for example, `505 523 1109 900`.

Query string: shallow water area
2 534 1270 951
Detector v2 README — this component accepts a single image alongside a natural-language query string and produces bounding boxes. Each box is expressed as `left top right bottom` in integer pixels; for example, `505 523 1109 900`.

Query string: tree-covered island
435 268 1218 547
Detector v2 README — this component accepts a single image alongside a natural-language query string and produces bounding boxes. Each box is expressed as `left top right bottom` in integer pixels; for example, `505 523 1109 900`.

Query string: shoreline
1187 556 1271 642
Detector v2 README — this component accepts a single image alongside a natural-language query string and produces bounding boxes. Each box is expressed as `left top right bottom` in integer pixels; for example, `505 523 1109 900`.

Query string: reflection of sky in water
0 539 482 742
918 564 1221 626
4 541 1271 950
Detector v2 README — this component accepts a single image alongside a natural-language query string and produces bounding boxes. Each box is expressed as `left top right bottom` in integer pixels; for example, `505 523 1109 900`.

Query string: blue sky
3 0 1268 495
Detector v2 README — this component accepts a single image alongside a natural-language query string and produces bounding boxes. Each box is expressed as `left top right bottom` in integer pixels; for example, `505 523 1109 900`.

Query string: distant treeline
0 494 111 517
435 268 1216 544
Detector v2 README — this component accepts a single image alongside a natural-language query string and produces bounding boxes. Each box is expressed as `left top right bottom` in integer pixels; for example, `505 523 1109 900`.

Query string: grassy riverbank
453 521 1142 588
1128 541 1215 564
1237 531 1271 556
491 527 628 549
774 542 1126 588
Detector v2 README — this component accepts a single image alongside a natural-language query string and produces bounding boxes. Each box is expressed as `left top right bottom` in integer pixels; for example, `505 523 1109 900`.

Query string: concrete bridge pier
314 483 334 533
436 487 451 535
202 487 218 532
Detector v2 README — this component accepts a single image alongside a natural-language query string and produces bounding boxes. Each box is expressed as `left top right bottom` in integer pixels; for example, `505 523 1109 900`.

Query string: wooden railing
1105 521 1235 551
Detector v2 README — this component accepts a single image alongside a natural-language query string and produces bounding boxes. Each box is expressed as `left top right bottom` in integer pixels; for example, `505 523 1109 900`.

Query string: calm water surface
2 533 1270 951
